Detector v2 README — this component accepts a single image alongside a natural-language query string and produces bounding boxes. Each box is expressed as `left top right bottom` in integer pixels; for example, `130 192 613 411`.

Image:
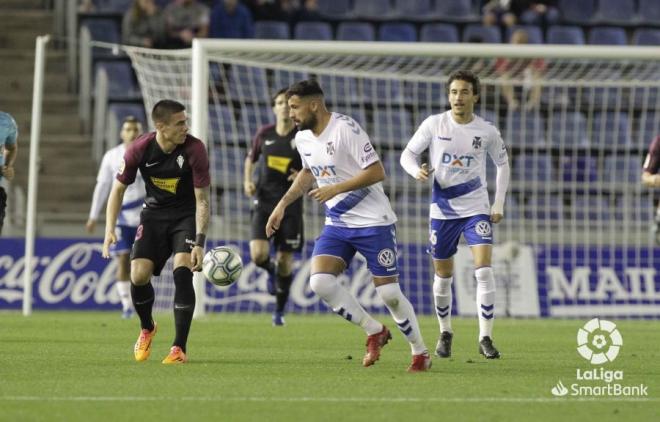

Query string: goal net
123 40 660 319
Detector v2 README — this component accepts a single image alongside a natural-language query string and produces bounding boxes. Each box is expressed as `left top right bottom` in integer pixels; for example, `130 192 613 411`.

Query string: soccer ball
202 246 243 286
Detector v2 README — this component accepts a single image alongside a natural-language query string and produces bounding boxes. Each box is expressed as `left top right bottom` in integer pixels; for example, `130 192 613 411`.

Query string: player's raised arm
103 180 128 258
266 168 314 237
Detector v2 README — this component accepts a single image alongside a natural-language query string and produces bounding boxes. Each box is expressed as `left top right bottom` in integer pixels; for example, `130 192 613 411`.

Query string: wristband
195 233 206 247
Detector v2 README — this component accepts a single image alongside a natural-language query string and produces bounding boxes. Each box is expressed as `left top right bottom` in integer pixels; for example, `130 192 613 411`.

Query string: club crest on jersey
472 136 482 149
475 221 492 237
377 248 396 267
326 142 335 156
177 154 184 169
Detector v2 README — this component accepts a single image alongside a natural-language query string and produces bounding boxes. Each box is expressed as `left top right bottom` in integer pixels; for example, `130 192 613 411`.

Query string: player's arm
102 180 128 258
400 148 433 181
641 152 660 187
641 171 660 188
266 168 315 237
243 156 256 196
191 186 210 271
308 161 385 203
491 161 510 224
1 143 17 180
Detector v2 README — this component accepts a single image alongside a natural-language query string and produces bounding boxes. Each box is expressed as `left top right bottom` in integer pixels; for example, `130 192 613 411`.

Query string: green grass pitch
1 312 658 421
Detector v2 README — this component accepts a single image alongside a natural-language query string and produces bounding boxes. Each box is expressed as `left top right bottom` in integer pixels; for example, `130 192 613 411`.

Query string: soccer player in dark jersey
102 100 210 364
243 88 302 326
642 135 660 244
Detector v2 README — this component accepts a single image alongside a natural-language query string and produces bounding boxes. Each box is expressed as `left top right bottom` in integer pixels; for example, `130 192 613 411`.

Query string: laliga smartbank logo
550 318 648 398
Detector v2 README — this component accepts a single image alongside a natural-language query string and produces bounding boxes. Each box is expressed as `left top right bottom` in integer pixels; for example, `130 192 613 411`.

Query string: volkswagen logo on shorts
377 248 395 267
475 221 492 236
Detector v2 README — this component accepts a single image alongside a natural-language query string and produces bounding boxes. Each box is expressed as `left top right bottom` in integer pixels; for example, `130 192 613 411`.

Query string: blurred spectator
122 0 166 48
209 0 255 39
163 0 210 48
494 29 546 111
79 0 96 12
294 0 322 22
516 1 559 26
482 0 517 27
245 0 297 22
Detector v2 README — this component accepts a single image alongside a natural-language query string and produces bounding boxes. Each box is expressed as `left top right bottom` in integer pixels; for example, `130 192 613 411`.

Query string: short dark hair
152 99 185 124
286 79 324 99
122 115 141 126
270 87 288 107
447 70 480 96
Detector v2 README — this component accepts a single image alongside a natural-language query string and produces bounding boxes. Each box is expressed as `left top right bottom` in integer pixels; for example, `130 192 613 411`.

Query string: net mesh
123 42 660 318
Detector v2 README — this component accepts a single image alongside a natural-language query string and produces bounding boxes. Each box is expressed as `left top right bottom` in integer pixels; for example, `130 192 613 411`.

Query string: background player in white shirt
266 80 431 372
401 70 511 359
86 116 146 318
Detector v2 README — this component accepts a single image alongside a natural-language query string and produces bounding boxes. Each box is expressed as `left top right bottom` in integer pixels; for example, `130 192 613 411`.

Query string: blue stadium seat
80 18 121 58
588 27 627 45
558 0 596 24
477 109 500 128
638 0 660 25
406 82 447 115
632 28 660 46
362 78 404 103
393 0 432 20
211 148 246 189
591 112 632 148
353 0 394 20
209 105 238 144
628 86 659 110
523 194 564 220
572 197 611 221
420 23 459 42
337 22 375 41
546 25 585 44
94 0 133 12
594 0 636 24
462 24 502 43
616 196 654 221
378 22 417 42
549 112 589 147
272 70 308 91
560 156 598 183
254 21 290 39
505 25 544 44
513 153 554 182
603 156 641 184
372 107 412 147
432 0 478 22
317 0 353 18
240 105 272 142
505 112 546 147
294 21 333 40
382 150 416 191
318 74 360 103
634 115 659 150
342 108 369 132
95 61 140 101
228 65 270 103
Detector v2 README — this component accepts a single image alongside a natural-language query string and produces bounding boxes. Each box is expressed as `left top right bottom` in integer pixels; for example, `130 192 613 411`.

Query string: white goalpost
122 39 659 319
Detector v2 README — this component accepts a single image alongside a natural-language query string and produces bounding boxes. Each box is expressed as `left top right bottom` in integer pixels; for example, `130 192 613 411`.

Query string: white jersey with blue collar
89 143 145 227
295 112 397 228
405 111 509 220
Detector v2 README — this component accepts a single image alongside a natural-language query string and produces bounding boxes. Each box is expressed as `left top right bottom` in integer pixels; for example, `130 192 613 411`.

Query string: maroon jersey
117 132 210 216
248 124 302 212
643 136 660 175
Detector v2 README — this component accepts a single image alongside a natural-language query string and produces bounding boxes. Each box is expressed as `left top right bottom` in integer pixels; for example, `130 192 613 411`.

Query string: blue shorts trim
429 214 493 260
312 224 399 277
111 225 137 256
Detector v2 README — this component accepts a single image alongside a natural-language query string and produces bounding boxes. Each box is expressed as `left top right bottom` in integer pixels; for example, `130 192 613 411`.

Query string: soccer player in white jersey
86 116 146 318
400 70 510 359
266 80 431 372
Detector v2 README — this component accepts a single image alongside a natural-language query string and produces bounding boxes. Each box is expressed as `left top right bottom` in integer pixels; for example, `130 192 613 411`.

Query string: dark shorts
131 211 196 276
0 186 6 234
250 204 303 252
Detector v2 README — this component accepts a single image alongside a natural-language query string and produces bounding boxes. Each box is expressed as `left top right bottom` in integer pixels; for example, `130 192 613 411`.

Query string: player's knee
276 256 293 275
309 273 336 298
130 267 151 285
376 282 402 308
252 252 270 267
475 267 495 291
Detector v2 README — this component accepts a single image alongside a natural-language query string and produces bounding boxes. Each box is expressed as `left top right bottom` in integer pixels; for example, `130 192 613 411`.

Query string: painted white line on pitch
0 396 656 403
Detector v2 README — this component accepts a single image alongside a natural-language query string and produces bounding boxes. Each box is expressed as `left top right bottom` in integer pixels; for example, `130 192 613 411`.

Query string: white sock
116 280 132 312
475 267 496 340
433 274 453 334
376 283 427 355
310 273 382 335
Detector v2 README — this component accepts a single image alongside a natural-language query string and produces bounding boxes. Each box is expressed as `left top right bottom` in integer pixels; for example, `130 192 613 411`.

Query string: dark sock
173 267 195 353
131 282 155 331
275 274 292 313
255 258 275 275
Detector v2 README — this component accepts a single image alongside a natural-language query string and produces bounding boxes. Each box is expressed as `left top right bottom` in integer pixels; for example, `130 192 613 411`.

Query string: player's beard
296 114 317 132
